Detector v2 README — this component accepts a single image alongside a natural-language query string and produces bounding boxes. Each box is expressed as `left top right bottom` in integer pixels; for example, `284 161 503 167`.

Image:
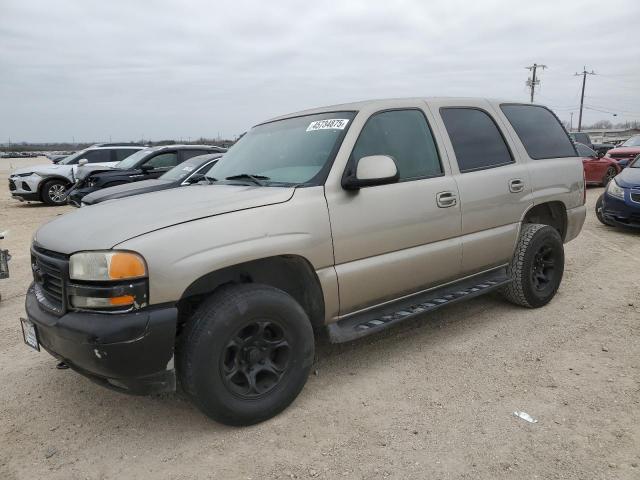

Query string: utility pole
575 66 596 132
569 112 574 131
525 63 546 103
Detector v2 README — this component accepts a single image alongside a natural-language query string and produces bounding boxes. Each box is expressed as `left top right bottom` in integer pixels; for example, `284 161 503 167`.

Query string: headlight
68 251 148 311
15 172 38 177
70 251 147 281
607 180 625 199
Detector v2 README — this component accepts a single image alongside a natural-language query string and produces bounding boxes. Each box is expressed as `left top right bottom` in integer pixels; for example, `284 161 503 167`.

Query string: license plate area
20 317 40 351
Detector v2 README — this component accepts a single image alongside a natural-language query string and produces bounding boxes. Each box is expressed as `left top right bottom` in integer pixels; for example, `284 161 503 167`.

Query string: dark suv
67 145 226 205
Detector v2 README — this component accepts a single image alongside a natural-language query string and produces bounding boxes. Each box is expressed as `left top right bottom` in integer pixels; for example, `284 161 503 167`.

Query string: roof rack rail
90 142 147 147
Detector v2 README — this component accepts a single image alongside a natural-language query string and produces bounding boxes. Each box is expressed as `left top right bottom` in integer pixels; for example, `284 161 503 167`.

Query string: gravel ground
1 157 639 480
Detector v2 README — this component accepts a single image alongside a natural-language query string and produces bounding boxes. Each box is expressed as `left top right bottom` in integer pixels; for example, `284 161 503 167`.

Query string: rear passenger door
326 107 462 315
434 102 533 275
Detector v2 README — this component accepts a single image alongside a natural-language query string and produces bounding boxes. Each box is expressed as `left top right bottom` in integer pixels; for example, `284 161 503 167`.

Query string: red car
576 143 620 186
604 134 640 168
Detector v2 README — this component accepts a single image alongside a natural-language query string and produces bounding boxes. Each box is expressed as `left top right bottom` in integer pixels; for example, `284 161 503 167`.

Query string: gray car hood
35 184 295 254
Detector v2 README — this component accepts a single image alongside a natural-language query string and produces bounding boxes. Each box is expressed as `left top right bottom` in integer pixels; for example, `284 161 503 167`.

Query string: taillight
582 169 587 205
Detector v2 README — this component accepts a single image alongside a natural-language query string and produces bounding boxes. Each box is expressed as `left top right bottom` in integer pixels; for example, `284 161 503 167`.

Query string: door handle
436 191 457 208
509 178 525 193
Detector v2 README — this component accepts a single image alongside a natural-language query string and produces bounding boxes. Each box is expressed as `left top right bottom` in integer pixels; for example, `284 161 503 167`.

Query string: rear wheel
602 166 617 186
500 224 564 308
178 284 314 426
41 179 69 206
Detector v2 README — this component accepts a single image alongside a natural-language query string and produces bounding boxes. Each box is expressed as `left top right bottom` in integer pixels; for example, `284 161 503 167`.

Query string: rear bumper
25 284 178 394
565 205 587 242
601 193 640 229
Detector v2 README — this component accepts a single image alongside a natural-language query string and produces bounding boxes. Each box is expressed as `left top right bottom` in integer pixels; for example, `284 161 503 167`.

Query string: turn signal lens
109 253 146 280
109 295 135 306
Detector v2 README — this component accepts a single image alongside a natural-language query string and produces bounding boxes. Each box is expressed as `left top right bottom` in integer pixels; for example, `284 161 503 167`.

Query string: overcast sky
1 0 639 143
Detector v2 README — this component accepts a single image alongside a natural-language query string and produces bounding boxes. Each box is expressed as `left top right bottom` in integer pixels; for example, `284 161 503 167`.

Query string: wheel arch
38 175 73 198
178 255 326 330
521 201 568 241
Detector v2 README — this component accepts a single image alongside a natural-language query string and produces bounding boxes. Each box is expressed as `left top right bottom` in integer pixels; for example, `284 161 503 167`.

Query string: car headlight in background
607 180 625 200
69 251 148 310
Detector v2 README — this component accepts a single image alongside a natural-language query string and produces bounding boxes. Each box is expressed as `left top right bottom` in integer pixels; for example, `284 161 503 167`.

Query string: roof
263 97 526 124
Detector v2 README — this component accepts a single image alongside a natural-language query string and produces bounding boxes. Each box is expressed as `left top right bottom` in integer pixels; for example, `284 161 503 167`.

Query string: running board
327 268 511 343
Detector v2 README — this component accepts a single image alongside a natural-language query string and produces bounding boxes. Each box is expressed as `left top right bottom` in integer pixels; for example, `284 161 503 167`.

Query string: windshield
114 148 154 169
206 111 356 185
621 136 640 147
160 156 213 181
59 149 88 165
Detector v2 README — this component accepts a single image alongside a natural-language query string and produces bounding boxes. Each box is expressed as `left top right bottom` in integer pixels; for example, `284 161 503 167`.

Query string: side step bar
327 268 512 343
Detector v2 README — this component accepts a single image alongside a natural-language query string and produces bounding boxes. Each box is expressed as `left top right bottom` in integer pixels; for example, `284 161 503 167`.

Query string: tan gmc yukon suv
22 98 586 425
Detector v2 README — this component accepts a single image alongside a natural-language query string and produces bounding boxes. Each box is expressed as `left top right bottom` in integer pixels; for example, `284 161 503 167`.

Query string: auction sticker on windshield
306 119 349 132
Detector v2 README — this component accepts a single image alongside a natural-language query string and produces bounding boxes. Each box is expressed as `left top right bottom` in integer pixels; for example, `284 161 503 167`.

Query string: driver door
325 108 462 316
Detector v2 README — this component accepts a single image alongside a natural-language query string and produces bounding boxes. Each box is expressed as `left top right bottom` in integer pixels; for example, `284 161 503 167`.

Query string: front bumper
9 175 42 201
25 284 178 394
601 192 640 229
66 186 98 207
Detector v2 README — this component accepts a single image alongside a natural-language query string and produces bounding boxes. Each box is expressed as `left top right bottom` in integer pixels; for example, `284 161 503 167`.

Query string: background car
603 134 640 169
595 155 640 229
67 144 226 205
80 153 222 206
8 145 144 205
569 132 615 156
576 142 620 186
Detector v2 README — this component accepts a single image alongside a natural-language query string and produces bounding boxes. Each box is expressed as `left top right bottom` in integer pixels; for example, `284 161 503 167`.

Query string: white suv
8 145 144 205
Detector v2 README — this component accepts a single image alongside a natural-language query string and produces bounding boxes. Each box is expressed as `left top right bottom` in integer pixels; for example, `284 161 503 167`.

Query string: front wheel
499 224 564 308
595 194 612 226
602 166 617 186
178 284 314 426
41 179 69 206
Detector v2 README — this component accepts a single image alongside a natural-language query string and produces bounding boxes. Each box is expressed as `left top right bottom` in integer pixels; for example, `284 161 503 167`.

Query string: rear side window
81 149 111 164
115 149 138 162
501 104 576 159
181 150 209 161
576 143 595 157
440 108 513 173
351 109 442 181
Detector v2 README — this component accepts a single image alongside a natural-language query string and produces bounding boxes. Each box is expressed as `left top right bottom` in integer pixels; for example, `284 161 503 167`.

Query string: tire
595 194 612 226
41 179 69 206
602 166 617 186
499 224 564 308
178 283 314 426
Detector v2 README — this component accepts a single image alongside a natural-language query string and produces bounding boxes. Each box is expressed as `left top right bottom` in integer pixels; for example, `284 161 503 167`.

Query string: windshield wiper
225 173 270 186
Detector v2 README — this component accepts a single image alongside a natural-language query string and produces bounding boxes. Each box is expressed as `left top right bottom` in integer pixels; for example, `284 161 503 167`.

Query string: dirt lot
0 157 638 480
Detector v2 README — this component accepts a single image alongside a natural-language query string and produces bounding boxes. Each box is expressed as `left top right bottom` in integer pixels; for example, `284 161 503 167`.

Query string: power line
525 64 547 103
574 66 596 132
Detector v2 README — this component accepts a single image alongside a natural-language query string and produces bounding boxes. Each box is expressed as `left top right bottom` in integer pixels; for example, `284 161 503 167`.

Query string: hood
11 163 73 176
615 166 640 189
82 179 172 205
77 165 117 180
34 184 296 254
607 147 640 156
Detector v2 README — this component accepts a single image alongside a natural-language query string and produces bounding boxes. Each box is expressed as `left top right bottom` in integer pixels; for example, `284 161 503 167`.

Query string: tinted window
144 152 178 169
182 150 209 161
440 108 513 173
576 143 595 157
115 149 138 162
501 104 576 159
351 109 441 180
81 149 111 164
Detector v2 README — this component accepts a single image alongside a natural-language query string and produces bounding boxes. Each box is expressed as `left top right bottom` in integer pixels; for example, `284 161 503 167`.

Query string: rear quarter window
501 104 577 159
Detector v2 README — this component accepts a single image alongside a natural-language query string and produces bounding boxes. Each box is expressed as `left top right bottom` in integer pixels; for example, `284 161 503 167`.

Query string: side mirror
597 151 604 158
78 159 88 166
342 155 399 190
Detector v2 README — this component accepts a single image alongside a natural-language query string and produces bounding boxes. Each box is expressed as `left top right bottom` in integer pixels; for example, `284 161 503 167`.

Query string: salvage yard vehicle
79 153 223 206
604 134 640 169
21 98 586 426
0 231 9 303
576 142 620 186
8 144 144 205
569 132 615 156
595 155 640 229
66 144 226 206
